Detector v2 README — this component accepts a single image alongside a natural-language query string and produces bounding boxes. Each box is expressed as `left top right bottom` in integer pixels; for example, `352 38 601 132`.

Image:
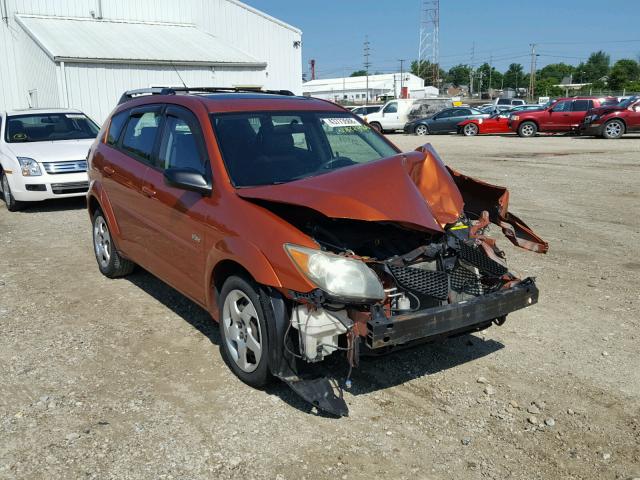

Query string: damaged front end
243 144 548 416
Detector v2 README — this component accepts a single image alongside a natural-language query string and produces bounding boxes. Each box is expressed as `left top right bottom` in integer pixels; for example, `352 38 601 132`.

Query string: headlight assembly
17 157 42 176
285 244 385 301
511 115 520 121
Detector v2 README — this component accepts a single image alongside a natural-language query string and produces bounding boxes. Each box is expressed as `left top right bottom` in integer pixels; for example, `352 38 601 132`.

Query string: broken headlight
285 244 385 302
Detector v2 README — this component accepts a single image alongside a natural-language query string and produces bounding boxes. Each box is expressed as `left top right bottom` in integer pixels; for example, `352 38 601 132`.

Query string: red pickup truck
579 96 640 139
509 96 618 137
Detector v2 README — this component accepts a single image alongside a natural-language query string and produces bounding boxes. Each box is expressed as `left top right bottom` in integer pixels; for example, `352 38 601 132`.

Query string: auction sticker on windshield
322 117 361 127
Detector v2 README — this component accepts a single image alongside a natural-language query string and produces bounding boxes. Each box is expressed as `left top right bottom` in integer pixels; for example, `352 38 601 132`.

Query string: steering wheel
317 156 355 171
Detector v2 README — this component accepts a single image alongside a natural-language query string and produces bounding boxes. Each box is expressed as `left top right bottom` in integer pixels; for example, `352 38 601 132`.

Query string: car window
121 110 161 163
497 99 510 105
352 107 364 115
456 109 472 116
106 111 128 146
552 101 572 112
366 106 380 114
512 99 525 105
383 102 398 114
435 109 453 119
158 110 207 174
572 100 590 112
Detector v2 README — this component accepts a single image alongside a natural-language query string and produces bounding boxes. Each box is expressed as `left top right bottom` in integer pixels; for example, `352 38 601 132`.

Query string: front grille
450 263 484 296
51 181 89 195
459 243 508 276
389 265 449 300
43 160 88 175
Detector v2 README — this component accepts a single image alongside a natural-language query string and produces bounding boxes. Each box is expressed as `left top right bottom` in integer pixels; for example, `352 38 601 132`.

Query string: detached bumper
366 278 538 349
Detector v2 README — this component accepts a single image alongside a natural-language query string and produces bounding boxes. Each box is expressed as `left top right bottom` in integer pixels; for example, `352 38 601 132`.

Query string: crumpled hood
236 144 464 233
6 139 94 163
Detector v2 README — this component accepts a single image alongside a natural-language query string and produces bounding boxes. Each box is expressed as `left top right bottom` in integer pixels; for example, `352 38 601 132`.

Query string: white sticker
322 117 361 127
65 114 85 119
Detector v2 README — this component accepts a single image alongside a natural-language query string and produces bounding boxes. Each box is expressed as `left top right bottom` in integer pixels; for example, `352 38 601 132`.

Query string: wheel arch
605 116 627 132
87 184 121 238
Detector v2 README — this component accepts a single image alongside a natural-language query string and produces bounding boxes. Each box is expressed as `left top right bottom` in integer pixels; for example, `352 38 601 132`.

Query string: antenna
418 0 440 90
170 62 188 89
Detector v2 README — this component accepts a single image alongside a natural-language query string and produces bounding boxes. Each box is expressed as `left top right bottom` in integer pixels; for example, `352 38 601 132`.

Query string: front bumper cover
367 278 538 349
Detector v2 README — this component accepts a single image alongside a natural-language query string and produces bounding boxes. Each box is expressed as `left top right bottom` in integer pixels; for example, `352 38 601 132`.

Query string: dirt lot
1 133 639 480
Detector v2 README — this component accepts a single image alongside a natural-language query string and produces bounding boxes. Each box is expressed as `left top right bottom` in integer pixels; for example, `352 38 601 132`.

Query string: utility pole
529 43 538 101
398 59 405 98
488 54 493 98
469 42 475 96
364 36 371 104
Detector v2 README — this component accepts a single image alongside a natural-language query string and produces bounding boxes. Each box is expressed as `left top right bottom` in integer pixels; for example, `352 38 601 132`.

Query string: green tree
445 64 472 87
534 77 564 97
410 60 445 85
475 62 503 91
350 70 367 77
578 51 610 83
608 59 640 91
538 63 575 83
503 63 526 89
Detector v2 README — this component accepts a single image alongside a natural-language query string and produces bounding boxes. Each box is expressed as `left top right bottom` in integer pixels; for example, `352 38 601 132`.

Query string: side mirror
163 168 212 196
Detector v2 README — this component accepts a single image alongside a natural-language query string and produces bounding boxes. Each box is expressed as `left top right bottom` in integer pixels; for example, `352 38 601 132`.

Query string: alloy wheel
521 124 535 137
415 124 428 135
604 121 622 138
93 216 112 269
463 123 478 136
222 289 263 373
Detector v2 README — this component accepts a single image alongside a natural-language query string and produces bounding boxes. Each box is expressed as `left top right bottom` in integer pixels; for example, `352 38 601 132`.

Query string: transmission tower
364 36 371 103
418 0 440 89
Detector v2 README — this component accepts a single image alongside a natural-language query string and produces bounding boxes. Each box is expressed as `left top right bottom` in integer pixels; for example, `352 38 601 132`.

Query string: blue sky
244 0 640 78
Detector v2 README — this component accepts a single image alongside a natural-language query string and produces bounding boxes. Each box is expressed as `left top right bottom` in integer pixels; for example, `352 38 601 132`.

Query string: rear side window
572 100 590 112
121 110 161 162
456 109 472 116
106 111 127 145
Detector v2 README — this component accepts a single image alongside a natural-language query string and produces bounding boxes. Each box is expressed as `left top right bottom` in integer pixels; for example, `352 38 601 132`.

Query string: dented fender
444 164 549 253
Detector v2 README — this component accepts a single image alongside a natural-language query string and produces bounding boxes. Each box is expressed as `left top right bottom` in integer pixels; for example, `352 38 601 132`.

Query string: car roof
5 108 84 117
115 92 346 115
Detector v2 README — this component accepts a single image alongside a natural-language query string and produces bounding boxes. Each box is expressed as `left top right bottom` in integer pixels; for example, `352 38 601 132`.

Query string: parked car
364 98 414 132
404 107 489 135
88 87 547 416
457 111 513 136
0 108 100 211
351 105 382 117
495 97 526 107
508 96 619 137
579 95 640 139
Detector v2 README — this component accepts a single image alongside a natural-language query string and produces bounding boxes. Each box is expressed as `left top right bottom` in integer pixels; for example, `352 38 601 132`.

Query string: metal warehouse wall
64 63 266 123
0 0 302 121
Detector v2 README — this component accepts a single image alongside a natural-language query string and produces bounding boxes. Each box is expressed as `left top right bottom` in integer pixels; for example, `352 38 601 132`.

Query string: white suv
0 109 99 211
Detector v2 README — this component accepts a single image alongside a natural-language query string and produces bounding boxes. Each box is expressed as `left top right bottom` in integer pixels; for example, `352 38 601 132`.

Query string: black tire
218 275 271 388
92 209 135 278
602 119 624 139
1 172 23 212
369 122 382 133
518 121 537 138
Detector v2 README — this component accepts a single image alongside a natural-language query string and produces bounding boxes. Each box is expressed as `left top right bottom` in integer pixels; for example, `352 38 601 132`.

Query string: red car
457 112 512 136
579 96 640 139
509 96 618 137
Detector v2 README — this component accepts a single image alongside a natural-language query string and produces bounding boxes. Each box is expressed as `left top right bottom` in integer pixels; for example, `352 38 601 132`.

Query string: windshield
5 113 99 143
211 111 399 187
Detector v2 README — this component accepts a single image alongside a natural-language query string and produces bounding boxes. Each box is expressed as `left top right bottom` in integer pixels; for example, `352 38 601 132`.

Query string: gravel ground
1 133 639 480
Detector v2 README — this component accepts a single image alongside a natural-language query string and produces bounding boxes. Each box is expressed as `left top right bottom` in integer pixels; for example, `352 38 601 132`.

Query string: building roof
303 73 424 92
15 14 266 67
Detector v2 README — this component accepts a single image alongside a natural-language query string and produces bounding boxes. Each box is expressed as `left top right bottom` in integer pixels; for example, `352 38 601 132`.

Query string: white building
302 73 437 103
0 0 302 123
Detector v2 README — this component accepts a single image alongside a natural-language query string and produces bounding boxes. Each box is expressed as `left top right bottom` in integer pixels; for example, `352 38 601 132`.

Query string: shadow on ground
8 197 86 213
125 268 504 416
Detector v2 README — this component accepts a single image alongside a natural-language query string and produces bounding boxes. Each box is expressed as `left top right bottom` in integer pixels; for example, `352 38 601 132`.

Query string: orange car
87 87 548 416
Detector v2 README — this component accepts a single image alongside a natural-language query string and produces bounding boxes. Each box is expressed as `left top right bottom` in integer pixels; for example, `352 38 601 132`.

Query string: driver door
381 101 401 129
547 100 573 130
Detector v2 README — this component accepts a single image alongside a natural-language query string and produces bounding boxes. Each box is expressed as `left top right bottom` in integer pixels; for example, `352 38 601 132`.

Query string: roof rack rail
117 86 295 105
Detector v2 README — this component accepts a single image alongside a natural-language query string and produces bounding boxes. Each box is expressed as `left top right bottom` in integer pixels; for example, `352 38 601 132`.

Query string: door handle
141 186 156 198
103 165 115 176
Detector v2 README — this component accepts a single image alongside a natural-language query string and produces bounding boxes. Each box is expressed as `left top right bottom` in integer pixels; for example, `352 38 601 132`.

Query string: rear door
141 105 210 304
99 106 162 262
569 99 591 128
